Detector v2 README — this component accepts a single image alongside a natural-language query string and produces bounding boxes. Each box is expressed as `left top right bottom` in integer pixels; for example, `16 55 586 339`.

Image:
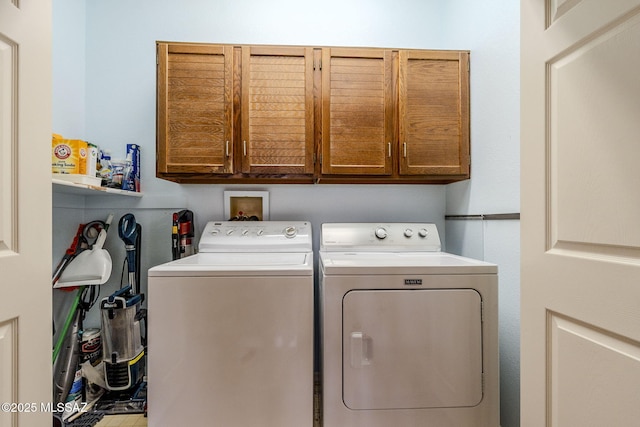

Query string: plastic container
109 159 126 188
122 152 134 191
99 150 114 187
80 328 102 366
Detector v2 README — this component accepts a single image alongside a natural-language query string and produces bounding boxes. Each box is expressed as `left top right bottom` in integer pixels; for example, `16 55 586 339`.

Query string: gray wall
53 1 520 425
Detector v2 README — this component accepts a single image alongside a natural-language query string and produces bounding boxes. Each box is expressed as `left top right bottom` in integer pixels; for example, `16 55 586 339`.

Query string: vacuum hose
118 213 139 294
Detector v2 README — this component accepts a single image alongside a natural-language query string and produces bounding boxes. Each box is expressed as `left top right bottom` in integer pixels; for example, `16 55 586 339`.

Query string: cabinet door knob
403 142 407 158
225 141 230 157
243 140 247 156
388 142 392 157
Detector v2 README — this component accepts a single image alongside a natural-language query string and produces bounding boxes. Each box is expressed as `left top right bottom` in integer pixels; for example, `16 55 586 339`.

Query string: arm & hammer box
52 134 101 186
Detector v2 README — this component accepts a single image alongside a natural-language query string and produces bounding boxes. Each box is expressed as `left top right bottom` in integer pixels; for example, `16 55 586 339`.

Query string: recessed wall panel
548 12 640 260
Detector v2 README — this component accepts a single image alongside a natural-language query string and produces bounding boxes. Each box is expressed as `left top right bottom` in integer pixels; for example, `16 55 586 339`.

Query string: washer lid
148 252 313 277
320 251 497 275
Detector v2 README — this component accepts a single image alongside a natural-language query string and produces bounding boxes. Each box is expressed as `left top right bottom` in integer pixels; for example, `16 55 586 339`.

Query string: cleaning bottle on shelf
109 157 127 189
98 150 113 187
122 152 134 191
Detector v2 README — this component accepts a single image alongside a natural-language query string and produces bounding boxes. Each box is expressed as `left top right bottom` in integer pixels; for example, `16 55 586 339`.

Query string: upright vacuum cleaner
100 213 146 391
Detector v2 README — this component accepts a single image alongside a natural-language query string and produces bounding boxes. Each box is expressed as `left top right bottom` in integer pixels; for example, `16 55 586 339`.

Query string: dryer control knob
375 227 388 240
226 229 235 235
418 228 428 238
404 228 414 238
284 226 297 238
257 229 264 236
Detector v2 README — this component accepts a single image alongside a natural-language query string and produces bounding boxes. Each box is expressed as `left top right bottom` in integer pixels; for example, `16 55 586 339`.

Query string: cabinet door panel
322 48 394 175
241 46 314 175
399 50 469 177
157 43 233 174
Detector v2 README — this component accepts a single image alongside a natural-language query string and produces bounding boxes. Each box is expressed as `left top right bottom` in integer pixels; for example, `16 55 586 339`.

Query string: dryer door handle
350 332 372 367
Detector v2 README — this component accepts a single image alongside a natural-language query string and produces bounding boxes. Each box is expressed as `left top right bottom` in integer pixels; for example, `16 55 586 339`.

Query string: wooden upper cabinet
157 43 233 175
156 42 470 184
321 48 395 175
398 50 470 177
241 46 314 175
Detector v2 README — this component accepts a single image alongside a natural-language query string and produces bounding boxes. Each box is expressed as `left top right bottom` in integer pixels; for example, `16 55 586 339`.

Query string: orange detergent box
52 134 87 174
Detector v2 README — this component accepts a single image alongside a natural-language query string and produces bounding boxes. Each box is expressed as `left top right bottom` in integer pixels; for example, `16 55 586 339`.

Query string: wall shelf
53 178 143 197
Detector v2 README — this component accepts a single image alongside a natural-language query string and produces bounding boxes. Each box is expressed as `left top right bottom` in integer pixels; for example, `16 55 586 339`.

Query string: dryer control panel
321 223 441 252
199 221 312 253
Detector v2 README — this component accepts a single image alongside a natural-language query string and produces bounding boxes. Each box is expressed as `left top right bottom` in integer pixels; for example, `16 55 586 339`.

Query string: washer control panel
199 221 312 252
321 223 441 252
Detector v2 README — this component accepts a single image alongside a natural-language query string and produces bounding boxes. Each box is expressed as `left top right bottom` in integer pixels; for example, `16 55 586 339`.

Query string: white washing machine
320 223 499 427
147 221 314 427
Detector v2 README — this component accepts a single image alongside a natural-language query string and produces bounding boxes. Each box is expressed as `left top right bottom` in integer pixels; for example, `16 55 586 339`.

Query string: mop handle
52 287 83 364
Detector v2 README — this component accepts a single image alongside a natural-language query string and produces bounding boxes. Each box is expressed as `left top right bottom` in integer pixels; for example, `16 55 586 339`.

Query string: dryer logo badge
404 279 423 286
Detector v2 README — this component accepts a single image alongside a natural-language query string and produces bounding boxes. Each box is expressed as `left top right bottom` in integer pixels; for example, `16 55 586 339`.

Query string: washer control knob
242 229 249 236
226 229 235 235
257 229 264 236
418 228 428 238
210 228 220 235
404 228 414 238
375 227 388 240
284 226 297 238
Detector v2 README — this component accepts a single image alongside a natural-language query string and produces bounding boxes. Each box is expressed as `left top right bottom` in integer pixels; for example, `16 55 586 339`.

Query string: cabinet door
241 46 314 175
157 43 233 175
321 48 394 175
398 50 470 177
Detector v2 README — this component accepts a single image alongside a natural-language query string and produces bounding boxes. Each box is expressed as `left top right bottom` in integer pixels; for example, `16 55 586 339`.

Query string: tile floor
94 414 147 426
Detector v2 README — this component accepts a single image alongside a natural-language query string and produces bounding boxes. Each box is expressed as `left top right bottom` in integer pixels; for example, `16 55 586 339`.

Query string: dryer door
342 289 483 410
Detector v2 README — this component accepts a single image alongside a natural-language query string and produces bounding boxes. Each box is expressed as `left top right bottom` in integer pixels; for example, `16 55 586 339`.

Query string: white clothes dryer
148 221 314 427
320 223 499 427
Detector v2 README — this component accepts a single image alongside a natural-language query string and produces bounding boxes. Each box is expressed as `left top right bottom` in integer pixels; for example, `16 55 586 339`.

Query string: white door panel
549 315 640 426
549 11 640 257
0 35 17 255
0 320 16 426
521 0 640 425
0 1 52 426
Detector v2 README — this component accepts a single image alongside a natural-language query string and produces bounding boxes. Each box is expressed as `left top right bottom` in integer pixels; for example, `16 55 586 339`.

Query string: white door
0 1 52 426
521 0 640 426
